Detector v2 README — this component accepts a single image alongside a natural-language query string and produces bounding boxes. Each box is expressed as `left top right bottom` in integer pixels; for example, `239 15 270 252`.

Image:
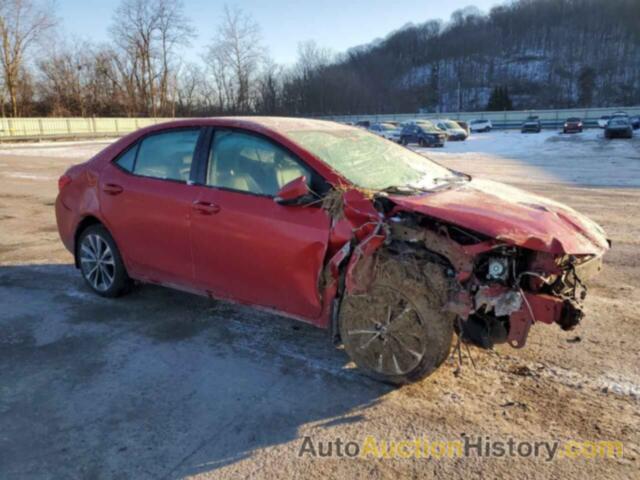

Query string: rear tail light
58 174 72 192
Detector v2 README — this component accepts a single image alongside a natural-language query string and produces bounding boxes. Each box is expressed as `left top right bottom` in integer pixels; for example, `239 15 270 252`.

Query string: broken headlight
474 249 519 284
487 257 509 281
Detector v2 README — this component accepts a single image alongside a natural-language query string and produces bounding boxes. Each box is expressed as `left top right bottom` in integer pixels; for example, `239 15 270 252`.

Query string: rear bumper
606 129 632 138
448 133 467 141
55 194 76 254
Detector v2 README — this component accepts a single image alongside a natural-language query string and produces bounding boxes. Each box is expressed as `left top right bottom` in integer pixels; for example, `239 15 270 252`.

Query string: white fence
1 106 639 140
0 117 174 140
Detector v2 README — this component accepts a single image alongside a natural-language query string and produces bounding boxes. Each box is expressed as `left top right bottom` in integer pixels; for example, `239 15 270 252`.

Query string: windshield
379 123 396 131
415 121 440 133
470 119 485 124
288 128 455 190
610 119 628 126
443 121 460 129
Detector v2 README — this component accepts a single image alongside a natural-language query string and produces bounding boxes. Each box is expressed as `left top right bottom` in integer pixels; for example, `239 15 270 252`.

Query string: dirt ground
0 130 638 479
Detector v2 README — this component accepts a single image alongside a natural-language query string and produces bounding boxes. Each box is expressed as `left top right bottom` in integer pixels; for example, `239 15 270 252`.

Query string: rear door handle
192 200 220 215
103 183 123 195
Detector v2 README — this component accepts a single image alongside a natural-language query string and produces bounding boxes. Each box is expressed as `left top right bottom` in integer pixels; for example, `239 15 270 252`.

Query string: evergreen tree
487 86 513 111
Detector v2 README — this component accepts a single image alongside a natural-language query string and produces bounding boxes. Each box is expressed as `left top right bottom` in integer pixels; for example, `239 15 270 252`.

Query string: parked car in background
369 122 401 142
611 111 628 119
605 117 633 139
597 115 611 128
630 116 640 130
400 121 446 147
563 117 583 134
434 119 468 140
521 116 542 133
355 120 370 129
455 120 470 136
469 119 492 132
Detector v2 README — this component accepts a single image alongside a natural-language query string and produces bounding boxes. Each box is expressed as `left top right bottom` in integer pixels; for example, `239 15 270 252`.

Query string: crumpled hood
389 178 610 255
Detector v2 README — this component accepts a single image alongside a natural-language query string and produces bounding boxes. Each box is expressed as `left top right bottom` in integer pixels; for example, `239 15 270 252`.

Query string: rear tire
77 224 131 298
339 256 454 385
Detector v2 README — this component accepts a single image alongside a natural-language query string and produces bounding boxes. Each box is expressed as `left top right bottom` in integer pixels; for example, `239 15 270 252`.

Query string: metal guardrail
321 106 640 129
0 117 174 141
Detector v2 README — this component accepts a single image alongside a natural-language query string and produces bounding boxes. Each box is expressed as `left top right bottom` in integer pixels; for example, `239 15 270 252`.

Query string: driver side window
207 130 311 196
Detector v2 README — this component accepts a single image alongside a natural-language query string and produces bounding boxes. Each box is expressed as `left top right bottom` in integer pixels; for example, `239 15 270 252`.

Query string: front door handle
192 201 220 215
103 183 123 195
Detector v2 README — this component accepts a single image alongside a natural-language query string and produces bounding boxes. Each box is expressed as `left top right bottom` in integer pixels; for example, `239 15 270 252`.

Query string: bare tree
0 0 55 116
204 5 265 113
255 60 283 114
175 62 206 114
109 0 193 116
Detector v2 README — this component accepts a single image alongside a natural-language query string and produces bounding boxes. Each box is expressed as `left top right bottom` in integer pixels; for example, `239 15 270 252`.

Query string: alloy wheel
80 234 116 292
342 285 428 376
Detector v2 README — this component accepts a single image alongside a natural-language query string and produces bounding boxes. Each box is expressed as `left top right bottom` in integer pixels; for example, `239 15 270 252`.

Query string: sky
57 0 501 65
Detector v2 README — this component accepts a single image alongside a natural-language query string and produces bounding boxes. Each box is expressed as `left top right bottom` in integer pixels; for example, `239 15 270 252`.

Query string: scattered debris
500 400 529 410
510 365 537 377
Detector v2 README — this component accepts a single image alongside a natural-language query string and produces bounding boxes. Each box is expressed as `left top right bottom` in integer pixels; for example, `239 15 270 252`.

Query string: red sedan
56 117 609 384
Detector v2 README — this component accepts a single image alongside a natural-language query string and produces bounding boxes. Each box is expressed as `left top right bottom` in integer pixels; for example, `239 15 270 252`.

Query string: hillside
290 0 640 114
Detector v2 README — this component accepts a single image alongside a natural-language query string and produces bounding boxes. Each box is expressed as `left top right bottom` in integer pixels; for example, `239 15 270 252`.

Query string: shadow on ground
0 264 391 479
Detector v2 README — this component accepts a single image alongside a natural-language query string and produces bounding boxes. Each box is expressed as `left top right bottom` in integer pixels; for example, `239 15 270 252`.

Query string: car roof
610 117 629 123
136 116 355 137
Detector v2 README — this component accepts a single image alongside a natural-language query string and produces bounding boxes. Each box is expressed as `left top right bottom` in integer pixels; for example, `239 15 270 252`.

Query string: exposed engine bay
384 211 602 349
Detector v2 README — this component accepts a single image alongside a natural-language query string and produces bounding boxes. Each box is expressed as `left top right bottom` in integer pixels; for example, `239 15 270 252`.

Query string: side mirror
274 176 314 205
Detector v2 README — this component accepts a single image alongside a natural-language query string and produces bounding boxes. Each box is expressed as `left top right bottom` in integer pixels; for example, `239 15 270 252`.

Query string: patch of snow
4 172 55 181
0 139 115 159
415 129 640 188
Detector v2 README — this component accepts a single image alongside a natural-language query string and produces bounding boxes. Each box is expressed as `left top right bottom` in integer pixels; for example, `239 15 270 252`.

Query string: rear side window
130 129 200 182
115 145 137 172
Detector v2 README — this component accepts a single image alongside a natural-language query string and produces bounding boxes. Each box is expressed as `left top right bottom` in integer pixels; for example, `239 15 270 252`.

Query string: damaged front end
322 184 608 352
386 212 605 349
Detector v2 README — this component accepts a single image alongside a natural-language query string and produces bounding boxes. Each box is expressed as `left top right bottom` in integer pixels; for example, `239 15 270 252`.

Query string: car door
99 128 204 287
190 128 331 320
406 126 417 143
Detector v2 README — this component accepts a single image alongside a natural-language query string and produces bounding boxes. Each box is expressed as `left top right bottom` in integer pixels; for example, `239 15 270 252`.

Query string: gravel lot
1 129 638 479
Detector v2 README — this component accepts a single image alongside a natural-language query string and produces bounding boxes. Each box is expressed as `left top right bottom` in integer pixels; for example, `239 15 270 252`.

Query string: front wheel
77 224 131 297
339 257 454 385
